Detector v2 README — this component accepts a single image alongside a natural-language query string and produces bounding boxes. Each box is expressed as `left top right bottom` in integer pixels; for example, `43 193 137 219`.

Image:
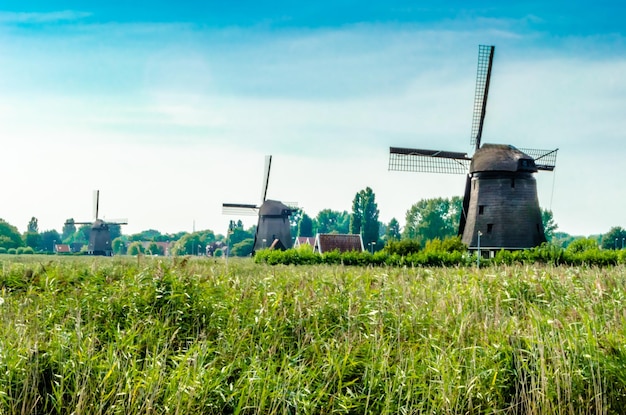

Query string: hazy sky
1 1 625 237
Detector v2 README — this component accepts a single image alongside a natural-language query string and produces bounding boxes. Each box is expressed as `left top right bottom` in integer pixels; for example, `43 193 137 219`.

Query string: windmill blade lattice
222 203 259 216
518 147 558 171
261 155 272 203
470 45 495 150
389 147 470 174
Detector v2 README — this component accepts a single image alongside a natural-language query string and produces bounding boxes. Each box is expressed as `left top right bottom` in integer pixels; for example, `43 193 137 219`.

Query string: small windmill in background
223 155 296 252
67 190 128 256
389 45 558 250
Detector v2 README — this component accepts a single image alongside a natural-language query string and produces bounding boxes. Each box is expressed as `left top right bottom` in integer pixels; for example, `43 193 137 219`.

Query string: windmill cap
470 144 537 173
259 199 294 216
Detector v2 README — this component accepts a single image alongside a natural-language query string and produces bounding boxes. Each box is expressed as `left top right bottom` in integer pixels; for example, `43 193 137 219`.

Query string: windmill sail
389 147 470 174
470 45 495 151
261 155 272 203
518 148 558 171
222 203 259 216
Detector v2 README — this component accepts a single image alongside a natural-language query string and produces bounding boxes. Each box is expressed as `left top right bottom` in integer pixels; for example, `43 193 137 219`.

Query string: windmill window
487 223 493 233
479 205 485 215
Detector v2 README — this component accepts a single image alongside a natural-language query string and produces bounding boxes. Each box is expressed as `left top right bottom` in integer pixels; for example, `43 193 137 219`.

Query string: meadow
0 255 625 414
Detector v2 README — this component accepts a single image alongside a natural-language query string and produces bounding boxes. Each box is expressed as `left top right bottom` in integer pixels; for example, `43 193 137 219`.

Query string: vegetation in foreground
1 256 626 414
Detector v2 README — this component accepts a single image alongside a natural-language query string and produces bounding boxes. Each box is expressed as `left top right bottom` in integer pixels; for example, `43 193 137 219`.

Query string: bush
567 238 598 253
7 248 17 255
0 247 6 254
424 236 466 253
384 239 421 256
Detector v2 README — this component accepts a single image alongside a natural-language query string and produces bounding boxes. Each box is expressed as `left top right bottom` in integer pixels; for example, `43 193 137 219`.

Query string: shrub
567 238 598 253
384 239 421 256
0 247 6 254
7 248 16 255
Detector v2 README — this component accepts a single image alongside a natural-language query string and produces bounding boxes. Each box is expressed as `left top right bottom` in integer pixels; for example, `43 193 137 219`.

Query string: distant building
293 236 315 248
313 233 364 254
54 244 71 254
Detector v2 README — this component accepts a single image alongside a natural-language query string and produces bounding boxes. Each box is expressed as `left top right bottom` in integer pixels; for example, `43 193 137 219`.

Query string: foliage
112 237 127 255
61 219 76 242
27 216 39 233
350 187 380 245
541 209 558 241
127 241 144 255
297 213 314 237
40 230 61 253
23 232 41 251
403 196 462 243
384 239 421 256
0 219 24 249
171 230 216 256
288 207 303 237
230 238 254 257
314 209 350 234
423 236 467 253
385 217 401 241
567 237 599 253
227 220 255 246
601 226 626 250
146 242 164 256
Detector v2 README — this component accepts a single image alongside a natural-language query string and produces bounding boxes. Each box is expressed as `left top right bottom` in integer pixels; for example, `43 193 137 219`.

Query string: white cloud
0 19 624 236
0 10 91 23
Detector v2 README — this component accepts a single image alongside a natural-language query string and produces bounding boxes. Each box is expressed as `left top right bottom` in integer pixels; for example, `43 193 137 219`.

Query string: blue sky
1 2 625 236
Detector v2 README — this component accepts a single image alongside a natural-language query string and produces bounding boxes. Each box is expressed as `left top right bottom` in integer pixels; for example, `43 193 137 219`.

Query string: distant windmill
223 155 296 252
68 190 128 256
389 45 558 250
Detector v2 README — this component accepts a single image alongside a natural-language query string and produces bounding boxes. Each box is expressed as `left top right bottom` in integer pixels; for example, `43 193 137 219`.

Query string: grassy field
0 255 625 414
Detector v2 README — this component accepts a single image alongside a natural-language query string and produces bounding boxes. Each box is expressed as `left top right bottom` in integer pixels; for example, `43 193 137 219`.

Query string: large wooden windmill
68 190 128 256
223 155 295 252
389 45 558 250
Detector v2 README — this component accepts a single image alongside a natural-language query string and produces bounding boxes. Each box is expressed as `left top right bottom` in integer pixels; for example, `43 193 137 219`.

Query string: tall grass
0 256 625 413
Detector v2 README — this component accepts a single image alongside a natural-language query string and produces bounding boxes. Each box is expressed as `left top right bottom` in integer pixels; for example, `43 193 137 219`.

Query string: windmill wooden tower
389 45 558 250
68 190 128 256
223 155 296 252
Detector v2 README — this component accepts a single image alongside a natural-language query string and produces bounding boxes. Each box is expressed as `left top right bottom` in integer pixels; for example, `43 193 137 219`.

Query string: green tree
228 221 255 246
40 229 61 252
23 232 42 251
289 208 303 237
113 237 127 255
171 230 217 255
62 219 76 242
127 241 144 255
385 218 401 241
147 241 164 256
314 209 350 234
27 217 39 233
567 237 599 253
297 213 314 237
109 223 123 241
404 196 462 243
231 238 254 257
0 219 24 249
541 209 558 242
350 187 380 245
601 226 626 250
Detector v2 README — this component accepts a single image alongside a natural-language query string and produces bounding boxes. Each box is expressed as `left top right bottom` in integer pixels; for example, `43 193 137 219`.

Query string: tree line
0 188 623 256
